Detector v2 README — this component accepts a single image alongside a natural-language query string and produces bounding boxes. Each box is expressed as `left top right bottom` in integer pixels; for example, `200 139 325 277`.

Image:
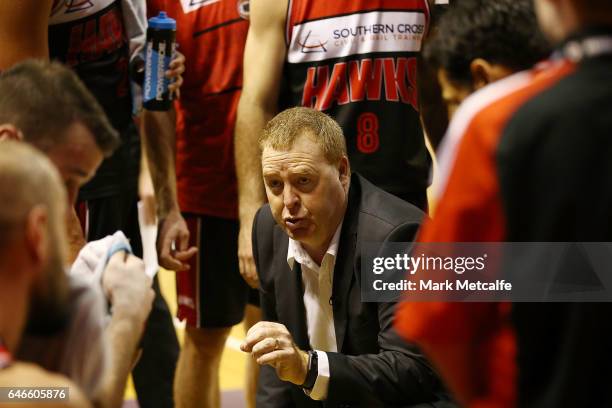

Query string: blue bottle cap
148 11 176 30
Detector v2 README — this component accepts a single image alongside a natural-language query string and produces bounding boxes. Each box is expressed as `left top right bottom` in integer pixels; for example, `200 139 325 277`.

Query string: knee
184 327 230 356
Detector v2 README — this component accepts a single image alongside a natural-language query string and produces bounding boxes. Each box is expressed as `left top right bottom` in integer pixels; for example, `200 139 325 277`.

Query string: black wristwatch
301 350 318 390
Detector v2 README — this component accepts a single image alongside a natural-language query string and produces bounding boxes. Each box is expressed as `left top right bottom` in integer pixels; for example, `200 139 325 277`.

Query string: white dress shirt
287 221 343 401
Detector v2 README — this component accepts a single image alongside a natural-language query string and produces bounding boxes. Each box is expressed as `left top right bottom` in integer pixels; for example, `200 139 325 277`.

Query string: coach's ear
0 124 24 141
338 155 351 193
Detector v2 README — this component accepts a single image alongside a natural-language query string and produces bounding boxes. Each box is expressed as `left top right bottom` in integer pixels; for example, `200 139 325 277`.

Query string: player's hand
167 50 185 98
238 210 259 288
157 209 197 271
241 321 309 385
102 251 155 327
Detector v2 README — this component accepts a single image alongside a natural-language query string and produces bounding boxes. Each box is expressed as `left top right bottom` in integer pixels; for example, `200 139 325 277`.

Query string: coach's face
262 133 350 260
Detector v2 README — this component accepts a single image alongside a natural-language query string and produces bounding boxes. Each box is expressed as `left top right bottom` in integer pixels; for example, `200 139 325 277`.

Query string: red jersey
147 0 250 218
284 0 432 198
394 60 576 407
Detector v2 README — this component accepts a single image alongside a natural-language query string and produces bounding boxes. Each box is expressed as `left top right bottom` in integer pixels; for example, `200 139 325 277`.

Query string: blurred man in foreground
0 60 154 408
0 142 90 408
396 0 612 406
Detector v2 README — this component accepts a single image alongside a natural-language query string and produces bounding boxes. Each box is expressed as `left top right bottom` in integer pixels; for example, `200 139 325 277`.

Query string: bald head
0 141 67 255
0 142 71 346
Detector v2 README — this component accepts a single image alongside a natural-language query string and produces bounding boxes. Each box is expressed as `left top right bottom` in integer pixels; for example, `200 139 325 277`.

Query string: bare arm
234 0 287 288
141 108 196 271
0 0 52 69
98 252 154 408
99 312 143 408
141 109 178 219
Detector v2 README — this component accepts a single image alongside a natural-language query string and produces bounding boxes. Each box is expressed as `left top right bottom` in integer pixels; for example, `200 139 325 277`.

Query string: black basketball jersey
49 0 139 199
283 0 432 198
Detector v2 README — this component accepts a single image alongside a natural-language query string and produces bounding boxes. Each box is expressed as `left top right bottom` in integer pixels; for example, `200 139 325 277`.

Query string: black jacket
253 174 453 408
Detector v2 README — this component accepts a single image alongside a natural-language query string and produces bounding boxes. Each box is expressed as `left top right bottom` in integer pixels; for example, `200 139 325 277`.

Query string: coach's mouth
284 217 308 232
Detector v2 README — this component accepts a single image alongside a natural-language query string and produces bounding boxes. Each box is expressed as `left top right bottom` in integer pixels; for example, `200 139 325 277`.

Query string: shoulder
356 175 424 226
506 59 606 133
433 60 576 200
497 58 611 179
353 175 425 241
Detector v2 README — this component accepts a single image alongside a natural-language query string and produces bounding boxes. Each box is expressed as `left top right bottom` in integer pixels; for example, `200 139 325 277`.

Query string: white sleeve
121 0 148 115
61 275 110 400
121 0 147 61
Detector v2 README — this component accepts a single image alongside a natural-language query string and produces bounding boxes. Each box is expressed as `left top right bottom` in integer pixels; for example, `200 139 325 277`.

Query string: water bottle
143 11 176 111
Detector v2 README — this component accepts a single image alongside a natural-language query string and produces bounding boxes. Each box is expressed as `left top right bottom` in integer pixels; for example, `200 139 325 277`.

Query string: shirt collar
287 219 344 271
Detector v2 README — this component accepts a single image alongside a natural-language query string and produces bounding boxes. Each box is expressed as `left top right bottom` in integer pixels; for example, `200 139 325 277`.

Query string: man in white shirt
241 107 453 407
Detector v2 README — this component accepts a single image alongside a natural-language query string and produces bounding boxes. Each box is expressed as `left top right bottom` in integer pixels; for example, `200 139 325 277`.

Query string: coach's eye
298 177 310 185
268 179 282 190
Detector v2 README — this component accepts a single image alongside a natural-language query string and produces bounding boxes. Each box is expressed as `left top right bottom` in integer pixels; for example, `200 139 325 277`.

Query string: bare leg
174 326 230 408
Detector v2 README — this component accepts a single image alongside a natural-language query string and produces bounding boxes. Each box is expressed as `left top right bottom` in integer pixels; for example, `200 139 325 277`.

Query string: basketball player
146 1 260 406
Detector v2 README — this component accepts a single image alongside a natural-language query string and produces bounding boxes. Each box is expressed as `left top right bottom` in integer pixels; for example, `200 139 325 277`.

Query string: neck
303 215 345 266
303 243 327 266
301 188 349 266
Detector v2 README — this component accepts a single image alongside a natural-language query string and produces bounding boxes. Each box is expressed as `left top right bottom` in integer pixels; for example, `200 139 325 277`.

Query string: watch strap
301 350 318 390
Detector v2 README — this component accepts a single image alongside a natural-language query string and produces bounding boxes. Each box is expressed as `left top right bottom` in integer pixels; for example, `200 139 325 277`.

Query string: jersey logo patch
298 30 328 54
49 0 115 26
180 0 220 14
288 11 426 64
64 0 94 13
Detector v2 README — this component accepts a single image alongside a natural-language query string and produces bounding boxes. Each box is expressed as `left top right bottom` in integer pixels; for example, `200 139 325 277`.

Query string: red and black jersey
395 60 577 408
397 28 612 408
496 29 612 408
283 0 432 199
147 0 250 219
49 0 139 200
49 0 132 130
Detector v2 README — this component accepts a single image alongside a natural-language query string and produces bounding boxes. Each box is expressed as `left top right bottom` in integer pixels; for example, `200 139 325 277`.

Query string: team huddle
0 0 611 407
